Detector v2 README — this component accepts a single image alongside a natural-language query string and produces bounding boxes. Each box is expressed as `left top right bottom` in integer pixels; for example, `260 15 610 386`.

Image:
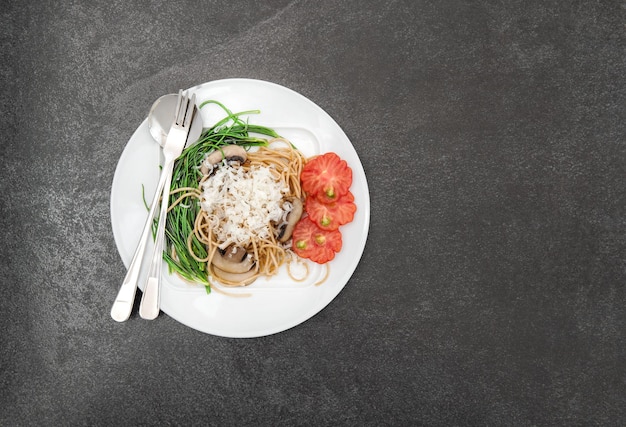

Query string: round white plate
110 78 370 337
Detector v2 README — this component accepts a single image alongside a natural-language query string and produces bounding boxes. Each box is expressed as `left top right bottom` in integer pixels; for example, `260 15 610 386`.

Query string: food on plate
194 143 305 286
292 152 356 264
291 216 343 263
300 152 352 203
161 100 356 292
305 191 356 231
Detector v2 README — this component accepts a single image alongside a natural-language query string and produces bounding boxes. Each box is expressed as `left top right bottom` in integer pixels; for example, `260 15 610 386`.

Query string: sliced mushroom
200 145 247 174
213 266 257 286
278 197 304 243
221 245 247 263
210 245 255 274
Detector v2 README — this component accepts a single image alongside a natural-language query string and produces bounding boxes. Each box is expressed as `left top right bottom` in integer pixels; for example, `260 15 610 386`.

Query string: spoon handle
138 157 175 320
110 163 168 322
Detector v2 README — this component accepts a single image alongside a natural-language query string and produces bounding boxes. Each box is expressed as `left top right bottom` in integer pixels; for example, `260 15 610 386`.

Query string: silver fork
138 90 196 320
110 90 195 322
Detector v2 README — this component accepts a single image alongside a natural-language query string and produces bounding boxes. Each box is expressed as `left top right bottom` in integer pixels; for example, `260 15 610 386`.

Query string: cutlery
148 93 203 147
138 90 196 320
110 90 196 322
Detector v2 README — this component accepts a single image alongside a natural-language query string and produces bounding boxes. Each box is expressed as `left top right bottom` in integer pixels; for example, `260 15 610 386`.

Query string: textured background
1 0 625 425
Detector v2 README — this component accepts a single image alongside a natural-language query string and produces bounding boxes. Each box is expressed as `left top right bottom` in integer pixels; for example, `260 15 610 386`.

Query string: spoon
110 93 203 322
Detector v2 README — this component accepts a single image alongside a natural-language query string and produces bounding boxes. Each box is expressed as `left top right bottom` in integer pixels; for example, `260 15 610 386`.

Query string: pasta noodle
171 139 308 288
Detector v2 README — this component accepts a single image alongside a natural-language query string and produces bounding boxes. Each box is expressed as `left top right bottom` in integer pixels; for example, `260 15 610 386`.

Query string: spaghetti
169 139 307 288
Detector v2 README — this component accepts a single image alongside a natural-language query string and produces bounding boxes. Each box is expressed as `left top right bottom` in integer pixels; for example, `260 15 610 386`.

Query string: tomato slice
301 152 352 203
305 191 356 231
291 216 342 264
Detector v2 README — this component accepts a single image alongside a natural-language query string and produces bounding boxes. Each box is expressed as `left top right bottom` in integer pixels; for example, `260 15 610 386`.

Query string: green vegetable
160 100 281 289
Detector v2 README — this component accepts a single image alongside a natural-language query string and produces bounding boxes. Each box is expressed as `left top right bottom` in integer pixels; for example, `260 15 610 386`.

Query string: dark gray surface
1 0 624 425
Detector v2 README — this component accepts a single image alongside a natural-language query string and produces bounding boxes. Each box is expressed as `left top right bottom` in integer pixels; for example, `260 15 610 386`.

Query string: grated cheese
200 163 291 249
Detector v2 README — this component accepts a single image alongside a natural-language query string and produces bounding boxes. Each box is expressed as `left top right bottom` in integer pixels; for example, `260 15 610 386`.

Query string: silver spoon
110 93 203 322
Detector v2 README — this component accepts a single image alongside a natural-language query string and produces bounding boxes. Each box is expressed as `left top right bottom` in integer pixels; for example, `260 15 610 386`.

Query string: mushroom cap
210 245 255 274
201 145 248 175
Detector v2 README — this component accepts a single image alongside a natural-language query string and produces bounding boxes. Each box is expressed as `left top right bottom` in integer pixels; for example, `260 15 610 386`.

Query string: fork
138 90 196 320
110 90 195 322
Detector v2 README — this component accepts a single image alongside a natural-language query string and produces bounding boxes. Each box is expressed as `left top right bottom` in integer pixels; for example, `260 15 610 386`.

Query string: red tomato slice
301 152 352 202
292 216 342 264
305 191 356 231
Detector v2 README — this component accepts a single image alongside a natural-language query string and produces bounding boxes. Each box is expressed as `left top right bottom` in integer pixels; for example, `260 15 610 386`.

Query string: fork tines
173 89 195 129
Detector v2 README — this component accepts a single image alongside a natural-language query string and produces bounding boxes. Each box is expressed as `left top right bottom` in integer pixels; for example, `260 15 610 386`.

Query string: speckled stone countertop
1 1 624 425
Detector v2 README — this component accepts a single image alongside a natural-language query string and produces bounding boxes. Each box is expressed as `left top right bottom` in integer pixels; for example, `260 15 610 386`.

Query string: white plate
110 78 370 337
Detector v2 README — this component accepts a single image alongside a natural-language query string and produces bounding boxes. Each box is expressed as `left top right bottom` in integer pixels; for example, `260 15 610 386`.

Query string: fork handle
139 156 175 320
110 161 169 322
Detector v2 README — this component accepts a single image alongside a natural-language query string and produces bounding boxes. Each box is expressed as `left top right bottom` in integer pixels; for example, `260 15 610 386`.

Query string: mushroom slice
221 244 247 263
213 266 257 286
278 197 304 243
210 245 255 274
201 145 247 174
